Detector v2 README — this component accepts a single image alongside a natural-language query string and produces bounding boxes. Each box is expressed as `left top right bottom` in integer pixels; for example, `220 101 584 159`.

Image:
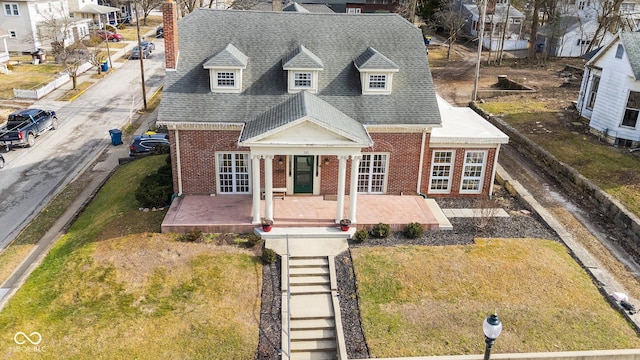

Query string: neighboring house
67 0 119 28
535 0 637 57
1 0 91 53
462 0 527 51
577 32 640 147
242 1 334 13
157 5 508 226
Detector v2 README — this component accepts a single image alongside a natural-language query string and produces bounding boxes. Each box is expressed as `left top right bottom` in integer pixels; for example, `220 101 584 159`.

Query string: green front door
294 155 314 193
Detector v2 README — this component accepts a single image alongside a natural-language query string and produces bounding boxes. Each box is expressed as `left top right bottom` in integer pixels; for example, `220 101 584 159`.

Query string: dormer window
283 45 323 94
204 44 248 93
354 47 399 95
294 72 312 88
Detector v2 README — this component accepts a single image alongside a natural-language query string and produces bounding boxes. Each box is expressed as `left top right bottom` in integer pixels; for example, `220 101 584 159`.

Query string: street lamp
482 313 502 360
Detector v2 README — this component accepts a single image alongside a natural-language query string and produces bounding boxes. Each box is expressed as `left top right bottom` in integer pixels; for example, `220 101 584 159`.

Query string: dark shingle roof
621 32 640 80
158 10 439 127
240 91 372 144
354 47 399 71
203 43 248 68
282 45 324 69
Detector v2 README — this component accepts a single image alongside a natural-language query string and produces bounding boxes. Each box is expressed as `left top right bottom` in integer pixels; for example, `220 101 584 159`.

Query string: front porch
161 194 450 234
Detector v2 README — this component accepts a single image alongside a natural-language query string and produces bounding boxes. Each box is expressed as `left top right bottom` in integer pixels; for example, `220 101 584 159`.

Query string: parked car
0 108 58 149
0 154 4 169
156 26 163 38
141 41 155 52
129 133 169 156
94 30 124 42
130 45 152 59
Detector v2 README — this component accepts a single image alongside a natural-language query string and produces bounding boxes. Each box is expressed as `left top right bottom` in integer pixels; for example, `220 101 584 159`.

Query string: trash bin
101 61 109 72
109 129 123 146
424 36 431 45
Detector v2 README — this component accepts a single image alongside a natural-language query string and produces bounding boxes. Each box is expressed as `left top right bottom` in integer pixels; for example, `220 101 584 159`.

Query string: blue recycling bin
109 129 122 146
101 61 109 72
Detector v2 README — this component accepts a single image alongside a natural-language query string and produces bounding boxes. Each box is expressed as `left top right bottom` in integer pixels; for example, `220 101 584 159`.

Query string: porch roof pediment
239 92 372 147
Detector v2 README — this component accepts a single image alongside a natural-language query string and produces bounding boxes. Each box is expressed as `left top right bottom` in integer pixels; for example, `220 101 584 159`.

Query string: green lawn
479 102 640 217
0 155 261 359
353 239 640 357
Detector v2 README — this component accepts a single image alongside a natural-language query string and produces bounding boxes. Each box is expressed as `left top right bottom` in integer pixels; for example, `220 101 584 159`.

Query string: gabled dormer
282 45 323 94
354 47 399 95
203 44 248 93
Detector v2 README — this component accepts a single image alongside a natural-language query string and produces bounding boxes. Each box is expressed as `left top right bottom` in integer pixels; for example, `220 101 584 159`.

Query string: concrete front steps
283 256 338 360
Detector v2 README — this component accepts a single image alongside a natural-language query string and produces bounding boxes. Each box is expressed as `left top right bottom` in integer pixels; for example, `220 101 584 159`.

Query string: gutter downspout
489 144 500 199
416 131 427 195
175 129 183 195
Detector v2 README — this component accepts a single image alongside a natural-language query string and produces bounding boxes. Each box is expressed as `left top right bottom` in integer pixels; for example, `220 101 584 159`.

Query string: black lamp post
482 313 502 360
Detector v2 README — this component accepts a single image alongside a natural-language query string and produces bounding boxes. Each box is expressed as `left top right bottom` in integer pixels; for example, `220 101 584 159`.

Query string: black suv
129 133 169 156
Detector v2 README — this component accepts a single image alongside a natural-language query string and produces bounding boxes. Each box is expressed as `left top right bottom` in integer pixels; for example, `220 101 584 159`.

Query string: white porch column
348 155 361 222
335 155 348 223
251 154 261 224
264 155 274 221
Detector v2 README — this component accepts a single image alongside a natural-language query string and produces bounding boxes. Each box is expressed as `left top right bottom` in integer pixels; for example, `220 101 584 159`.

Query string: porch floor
161 194 449 234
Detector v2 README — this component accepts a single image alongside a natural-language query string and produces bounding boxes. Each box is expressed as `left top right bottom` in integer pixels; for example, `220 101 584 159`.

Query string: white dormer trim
287 69 320 94
361 72 395 95
209 67 244 93
203 43 248 94
354 47 400 96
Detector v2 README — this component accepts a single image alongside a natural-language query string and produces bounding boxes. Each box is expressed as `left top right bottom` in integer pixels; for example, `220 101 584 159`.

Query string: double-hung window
294 72 312 88
622 91 640 128
586 75 600 110
217 72 236 88
368 74 387 90
217 152 250 194
358 154 387 194
429 151 454 193
4 3 19 15
460 151 486 193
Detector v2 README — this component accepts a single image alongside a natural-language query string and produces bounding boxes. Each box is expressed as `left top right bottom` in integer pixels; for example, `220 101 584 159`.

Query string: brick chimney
272 0 282 12
162 0 179 70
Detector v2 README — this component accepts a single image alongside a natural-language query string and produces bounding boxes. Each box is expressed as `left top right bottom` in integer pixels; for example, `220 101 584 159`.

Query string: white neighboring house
577 32 640 147
67 0 119 28
462 0 528 51
0 29 9 72
1 0 91 53
536 0 638 57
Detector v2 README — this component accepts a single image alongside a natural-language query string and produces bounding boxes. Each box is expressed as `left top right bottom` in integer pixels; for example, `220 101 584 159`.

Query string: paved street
0 38 165 249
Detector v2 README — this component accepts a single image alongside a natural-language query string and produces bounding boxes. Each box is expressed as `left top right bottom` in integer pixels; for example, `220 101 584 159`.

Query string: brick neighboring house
157 2 508 225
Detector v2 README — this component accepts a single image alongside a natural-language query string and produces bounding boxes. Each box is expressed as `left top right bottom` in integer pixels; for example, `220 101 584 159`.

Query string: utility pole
134 1 147 110
472 0 488 101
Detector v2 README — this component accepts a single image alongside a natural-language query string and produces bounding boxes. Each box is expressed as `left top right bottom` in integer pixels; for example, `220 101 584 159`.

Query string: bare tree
133 0 164 25
178 0 204 16
228 0 260 10
587 0 626 52
87 44 108 75
428 4 469 59
35 7 91 89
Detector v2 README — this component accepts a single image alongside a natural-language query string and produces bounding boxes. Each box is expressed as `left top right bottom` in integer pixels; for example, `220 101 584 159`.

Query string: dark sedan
130 45 152 59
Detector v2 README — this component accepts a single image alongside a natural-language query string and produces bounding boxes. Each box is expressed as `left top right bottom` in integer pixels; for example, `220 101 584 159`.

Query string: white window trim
8 29 16 38
621 90 640 129
428 150 455 194
208 68 243 93
361 71 394 95
216 152 252 194
287 70 319 93
347 7 361 13
4 2 19 16
460 150 487 194
357 153 389 194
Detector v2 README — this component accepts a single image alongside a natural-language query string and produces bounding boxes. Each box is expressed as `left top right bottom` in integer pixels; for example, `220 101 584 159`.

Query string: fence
13 61 94 100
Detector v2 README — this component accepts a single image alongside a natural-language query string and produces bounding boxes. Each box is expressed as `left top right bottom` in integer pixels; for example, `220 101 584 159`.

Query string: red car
94 30 124 42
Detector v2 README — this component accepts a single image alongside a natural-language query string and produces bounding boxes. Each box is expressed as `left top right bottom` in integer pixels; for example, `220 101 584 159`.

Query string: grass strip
353 239 640 357
0 155 261 359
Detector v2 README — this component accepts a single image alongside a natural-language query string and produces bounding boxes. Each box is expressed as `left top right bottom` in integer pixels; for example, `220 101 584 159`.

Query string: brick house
157 2 508 226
